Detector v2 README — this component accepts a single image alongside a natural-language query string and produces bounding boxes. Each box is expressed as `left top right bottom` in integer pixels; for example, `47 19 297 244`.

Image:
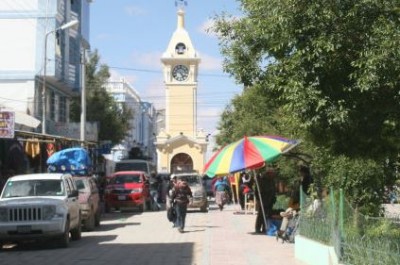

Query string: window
50 91 56 120
36 180 64 196
64 178 72 195
2 180 65 197
75 179 85 190
113 175 141 184
69 37 79 64
71 0 79 12
59 96 67 122
175 42 186 54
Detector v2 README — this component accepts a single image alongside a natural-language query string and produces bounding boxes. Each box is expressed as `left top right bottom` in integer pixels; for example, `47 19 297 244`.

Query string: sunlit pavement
384 203 400 217
0 201 306 265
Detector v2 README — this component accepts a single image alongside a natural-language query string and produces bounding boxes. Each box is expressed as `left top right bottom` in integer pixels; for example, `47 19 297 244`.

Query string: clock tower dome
155 4 207 174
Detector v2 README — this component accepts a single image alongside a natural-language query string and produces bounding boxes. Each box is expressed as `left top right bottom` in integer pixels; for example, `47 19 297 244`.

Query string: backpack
172 182 191 204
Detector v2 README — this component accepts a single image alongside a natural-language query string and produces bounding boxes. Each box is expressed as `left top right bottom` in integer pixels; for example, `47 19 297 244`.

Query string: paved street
0 201 305 265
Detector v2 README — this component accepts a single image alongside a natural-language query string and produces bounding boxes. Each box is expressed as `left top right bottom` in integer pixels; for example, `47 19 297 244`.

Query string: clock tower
161 7 200 137
155 4 208 174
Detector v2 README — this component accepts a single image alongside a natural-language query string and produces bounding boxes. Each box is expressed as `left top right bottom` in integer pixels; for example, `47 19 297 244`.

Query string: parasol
203 135 300 229
203 135 300 177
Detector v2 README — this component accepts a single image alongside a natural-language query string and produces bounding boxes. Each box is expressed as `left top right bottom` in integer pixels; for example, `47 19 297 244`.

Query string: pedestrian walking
170 176 193 233
213 176 231 211
150 180 161 211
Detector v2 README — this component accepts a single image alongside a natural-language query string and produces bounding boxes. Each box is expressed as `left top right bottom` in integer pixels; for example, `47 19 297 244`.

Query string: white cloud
109 70 138 85
198 15 243 38
198 52 223 71
197 106 222 134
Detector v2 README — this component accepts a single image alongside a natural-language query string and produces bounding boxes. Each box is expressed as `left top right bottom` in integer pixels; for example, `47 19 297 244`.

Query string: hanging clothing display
25 138 41 158
5 140 28 175
46 143 56 158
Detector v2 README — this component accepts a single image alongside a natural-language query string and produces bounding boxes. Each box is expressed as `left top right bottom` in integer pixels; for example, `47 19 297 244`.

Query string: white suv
171 172 208 212
0 173 82 248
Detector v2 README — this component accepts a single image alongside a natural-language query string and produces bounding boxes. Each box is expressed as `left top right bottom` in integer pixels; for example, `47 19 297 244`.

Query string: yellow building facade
155 7 208 174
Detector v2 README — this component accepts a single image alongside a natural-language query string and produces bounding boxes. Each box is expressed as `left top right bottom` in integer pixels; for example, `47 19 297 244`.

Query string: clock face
172 65 189 81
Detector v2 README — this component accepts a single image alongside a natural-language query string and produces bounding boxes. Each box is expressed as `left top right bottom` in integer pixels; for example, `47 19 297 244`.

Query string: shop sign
0 111 15 139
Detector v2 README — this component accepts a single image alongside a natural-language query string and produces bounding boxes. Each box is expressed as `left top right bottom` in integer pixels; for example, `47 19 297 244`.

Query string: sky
89 0 244 138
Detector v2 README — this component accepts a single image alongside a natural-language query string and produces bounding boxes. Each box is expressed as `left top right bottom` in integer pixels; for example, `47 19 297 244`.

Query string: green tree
215 84 292 145
70 50 132 144
213 0 400 214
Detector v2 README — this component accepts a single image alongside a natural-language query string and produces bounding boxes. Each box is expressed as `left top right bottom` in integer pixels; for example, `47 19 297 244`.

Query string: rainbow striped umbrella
203 135 300 177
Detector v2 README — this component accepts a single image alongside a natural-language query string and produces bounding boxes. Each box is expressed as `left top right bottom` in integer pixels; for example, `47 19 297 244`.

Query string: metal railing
298 188 400 265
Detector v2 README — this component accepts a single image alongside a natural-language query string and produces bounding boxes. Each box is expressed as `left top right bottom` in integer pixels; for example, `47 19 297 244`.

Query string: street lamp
80 36 91 145
42 19 79 134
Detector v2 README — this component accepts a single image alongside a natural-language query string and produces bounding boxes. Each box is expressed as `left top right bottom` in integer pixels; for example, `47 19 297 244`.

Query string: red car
104 171 151 212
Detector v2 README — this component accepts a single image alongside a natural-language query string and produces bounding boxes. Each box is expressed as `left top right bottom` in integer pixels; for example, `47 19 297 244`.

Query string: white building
0 0 91 136
105 78 157 162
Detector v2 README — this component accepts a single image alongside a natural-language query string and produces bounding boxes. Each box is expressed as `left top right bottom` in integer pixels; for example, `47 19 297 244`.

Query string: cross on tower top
175 0 188 9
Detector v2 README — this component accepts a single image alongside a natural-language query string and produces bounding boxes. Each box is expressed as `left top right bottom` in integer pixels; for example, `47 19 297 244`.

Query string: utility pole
80 47 87 145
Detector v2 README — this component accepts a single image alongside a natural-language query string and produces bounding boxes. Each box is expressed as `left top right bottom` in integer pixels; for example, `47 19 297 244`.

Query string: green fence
298 188 400 265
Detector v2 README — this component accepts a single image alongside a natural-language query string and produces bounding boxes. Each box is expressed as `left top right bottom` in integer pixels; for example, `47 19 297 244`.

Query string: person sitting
277 165 312 240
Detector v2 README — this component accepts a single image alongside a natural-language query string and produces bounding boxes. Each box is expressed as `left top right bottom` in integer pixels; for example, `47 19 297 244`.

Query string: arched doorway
170 153 193 173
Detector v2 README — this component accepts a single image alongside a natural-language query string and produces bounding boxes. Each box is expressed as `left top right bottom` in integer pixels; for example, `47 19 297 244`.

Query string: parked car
0 173 82 248
73 176 101 231
171 172 208 212
104 171 151 212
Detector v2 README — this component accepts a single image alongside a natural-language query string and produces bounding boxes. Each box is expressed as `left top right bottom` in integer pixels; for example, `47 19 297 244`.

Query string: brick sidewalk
188 202 305 265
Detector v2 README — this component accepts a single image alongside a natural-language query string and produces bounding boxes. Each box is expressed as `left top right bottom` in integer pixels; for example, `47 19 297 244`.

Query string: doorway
170 153 193 173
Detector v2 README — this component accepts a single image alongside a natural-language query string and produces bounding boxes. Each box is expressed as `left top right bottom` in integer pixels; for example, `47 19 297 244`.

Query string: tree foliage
213 0 400 214
70 50 132 144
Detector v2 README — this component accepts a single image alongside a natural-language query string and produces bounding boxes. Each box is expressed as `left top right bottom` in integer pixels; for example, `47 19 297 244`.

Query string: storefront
0 130 97 180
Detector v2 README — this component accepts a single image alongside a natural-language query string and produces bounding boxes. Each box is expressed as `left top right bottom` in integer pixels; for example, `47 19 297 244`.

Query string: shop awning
14 111 41 128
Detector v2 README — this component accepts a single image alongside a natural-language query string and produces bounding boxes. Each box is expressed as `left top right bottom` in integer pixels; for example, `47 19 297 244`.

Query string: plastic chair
244 192 256 214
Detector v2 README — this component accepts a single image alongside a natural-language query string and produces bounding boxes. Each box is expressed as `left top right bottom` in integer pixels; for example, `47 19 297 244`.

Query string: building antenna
175 0 187 9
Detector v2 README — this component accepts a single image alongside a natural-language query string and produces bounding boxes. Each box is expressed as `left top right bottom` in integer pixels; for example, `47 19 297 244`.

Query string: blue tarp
47 147 92 176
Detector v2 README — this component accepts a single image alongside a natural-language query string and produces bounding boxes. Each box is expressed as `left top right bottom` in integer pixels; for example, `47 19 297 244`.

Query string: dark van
114 159 156 177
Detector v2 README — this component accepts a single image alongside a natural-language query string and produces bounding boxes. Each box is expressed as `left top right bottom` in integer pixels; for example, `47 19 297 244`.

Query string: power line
107 66 232 78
